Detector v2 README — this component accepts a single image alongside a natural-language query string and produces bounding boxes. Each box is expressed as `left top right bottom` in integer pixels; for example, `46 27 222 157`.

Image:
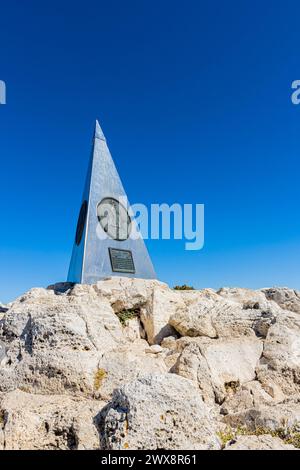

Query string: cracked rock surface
0 278 299 450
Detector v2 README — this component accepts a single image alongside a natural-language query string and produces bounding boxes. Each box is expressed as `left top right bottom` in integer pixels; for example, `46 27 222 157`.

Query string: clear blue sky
1 0 300 303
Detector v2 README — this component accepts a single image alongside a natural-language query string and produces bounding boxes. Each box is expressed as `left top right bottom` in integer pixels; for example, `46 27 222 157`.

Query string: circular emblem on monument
75 200 88 246
97 197 131 241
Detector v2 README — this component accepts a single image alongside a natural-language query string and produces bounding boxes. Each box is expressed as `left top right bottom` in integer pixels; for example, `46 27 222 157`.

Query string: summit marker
68 120 156 283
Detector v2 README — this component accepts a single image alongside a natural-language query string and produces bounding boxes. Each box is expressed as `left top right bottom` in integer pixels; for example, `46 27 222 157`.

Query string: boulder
174 337 263 403
256 310 300 396
0 287 125 397
262 287 300 314
225 434 297 450
161 335 178 350
0 389 103 450
100 373 221 450
122 317 145 342
217 287 274 310
222 402 300 432
141 287 184 344
59 277 180 345
220 380 285 416
93 277 166 311
169 289 277 340
174 341 218 404
93 341 167 400
202 337 263 387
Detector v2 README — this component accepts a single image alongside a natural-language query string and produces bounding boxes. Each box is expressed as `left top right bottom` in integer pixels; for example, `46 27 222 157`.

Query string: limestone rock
223 402 300 432
169 292 219 338
202 337 263 387
220 380 284 416
169 289 277 340
94 277 166 312
225 434 297 450
122 317 144 342
161 335 178 350
218 287 273 310
0 389 103 450
1 279 300 451
262 287 300 314
145 344 164 354
141 287 184 344
175 337 263 404
93 342 167 400
100 373 221 450
0 287 124 397
256 310 300 396
67 277 178 346
174 341 218 404
5 286 123 351
164 352 180 371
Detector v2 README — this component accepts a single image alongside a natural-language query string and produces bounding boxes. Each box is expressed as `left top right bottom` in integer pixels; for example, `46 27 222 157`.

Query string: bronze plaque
109 248 135 274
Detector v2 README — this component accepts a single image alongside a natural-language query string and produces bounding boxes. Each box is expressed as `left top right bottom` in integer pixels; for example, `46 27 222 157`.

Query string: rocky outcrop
170 287 279 339
225 434 297 450
256 309 300 397
262 287 300 314
0 287 124 397
100 373 221 450
222 401 300 431
174 337 263 404
0 278 299 450
93 340 167 400
0 390 103 450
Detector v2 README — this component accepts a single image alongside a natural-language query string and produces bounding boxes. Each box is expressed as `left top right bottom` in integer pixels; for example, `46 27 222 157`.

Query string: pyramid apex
94 119 106 141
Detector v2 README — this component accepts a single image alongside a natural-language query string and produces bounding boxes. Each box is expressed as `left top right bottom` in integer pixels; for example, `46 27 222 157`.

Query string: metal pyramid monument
68 120 156 284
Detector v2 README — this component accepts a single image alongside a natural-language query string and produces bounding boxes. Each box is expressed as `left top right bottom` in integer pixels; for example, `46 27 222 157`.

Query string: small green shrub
173 285 195 291
286 432 300 448
217 425 300 449
116 307 140 326
217 428 236 447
